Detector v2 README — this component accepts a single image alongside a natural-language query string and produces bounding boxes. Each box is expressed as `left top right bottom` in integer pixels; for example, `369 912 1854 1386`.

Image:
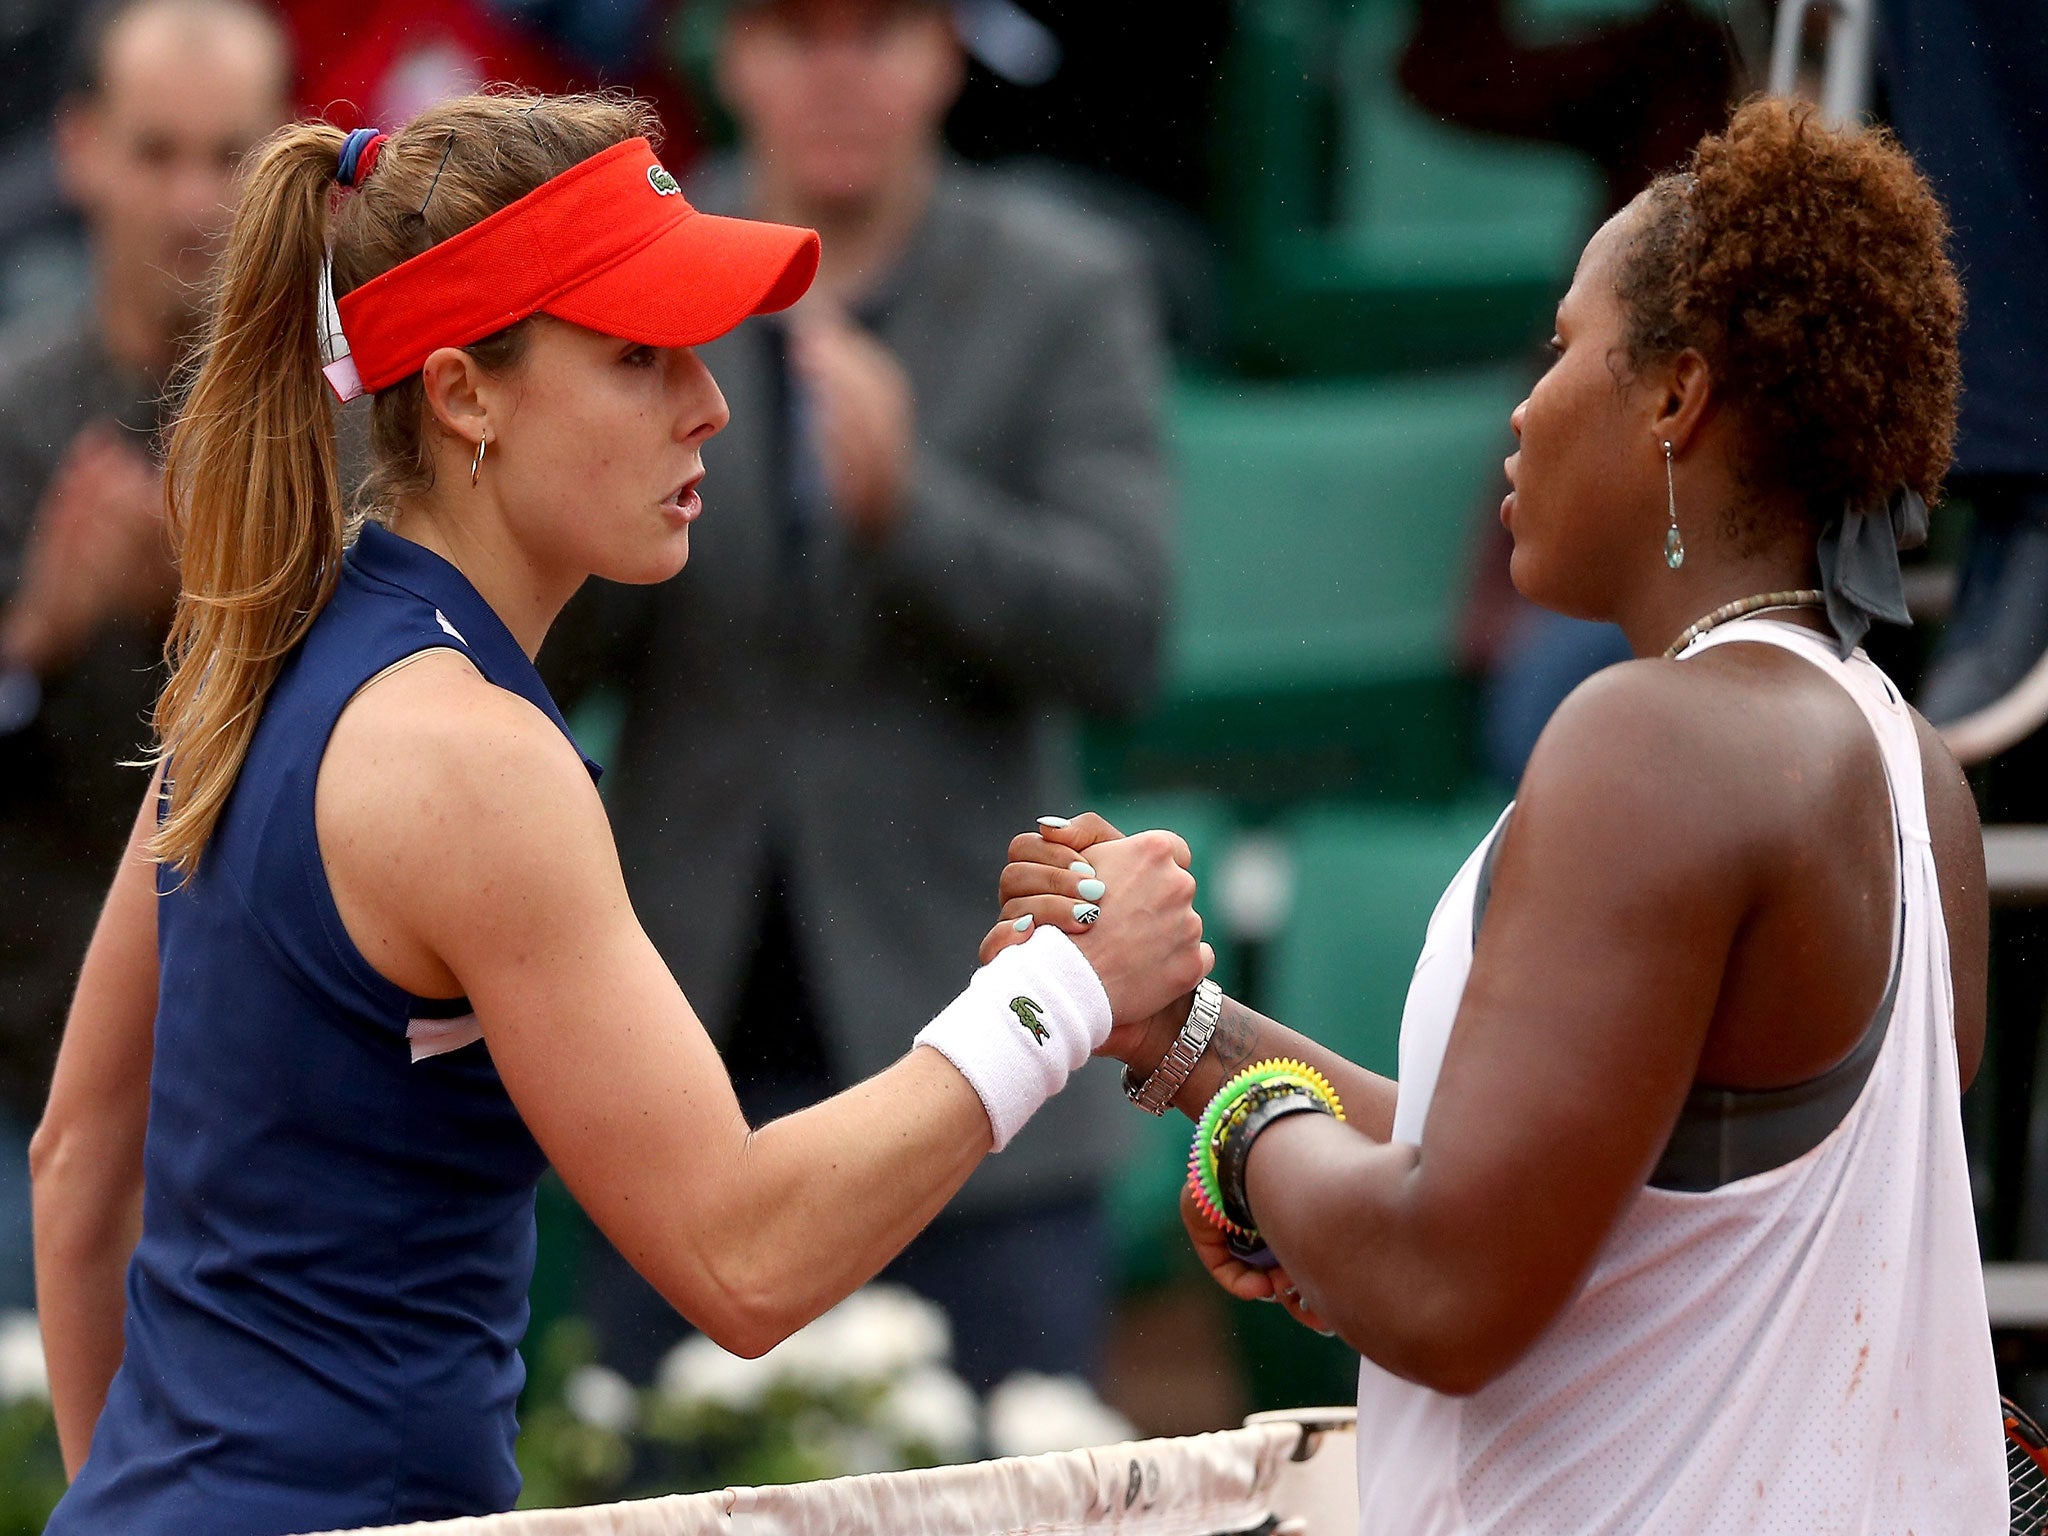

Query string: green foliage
634 1378 898 1493
515 1318 633 1511
516 1289 983 1510
0 1399 65 1534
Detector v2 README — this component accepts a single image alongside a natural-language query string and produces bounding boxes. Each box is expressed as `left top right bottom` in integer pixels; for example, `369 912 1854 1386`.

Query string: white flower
563 1363 637 1433
0 1312 46 1404
653 1286 953 1409
877 1364 978 1462
793 1286 952 1386
985 1372 1134 1458
655 1332 775 1412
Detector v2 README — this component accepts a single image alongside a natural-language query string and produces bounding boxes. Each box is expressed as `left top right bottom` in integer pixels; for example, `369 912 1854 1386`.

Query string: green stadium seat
1230 797 1507 1410
1328 6 1603 287
1088 369 1521 807
1169 373 1517 698
1218 0 1604 374
1265 800 1507 1073
1520 0 1665 24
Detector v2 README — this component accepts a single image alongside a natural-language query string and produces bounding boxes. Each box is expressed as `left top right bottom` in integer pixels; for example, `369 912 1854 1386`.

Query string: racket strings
2011 1458 2048 1530
2007 1398 2048 1535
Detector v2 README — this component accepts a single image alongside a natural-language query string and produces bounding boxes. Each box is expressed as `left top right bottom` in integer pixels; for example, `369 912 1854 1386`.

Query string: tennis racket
2006 1397 2048 1533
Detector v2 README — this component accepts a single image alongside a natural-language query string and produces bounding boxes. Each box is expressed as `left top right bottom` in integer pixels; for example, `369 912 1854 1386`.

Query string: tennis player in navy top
29 93 1209 1534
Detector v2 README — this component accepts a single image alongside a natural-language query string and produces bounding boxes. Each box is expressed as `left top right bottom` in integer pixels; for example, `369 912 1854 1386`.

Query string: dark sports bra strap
1468 807 1905 1192
1648 943 1900 1191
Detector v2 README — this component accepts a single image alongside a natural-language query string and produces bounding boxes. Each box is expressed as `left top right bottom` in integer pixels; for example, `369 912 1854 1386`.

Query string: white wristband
914 928 1112 1151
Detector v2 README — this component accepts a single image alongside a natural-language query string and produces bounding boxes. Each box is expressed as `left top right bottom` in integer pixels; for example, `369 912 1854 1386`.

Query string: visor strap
317 259 363 403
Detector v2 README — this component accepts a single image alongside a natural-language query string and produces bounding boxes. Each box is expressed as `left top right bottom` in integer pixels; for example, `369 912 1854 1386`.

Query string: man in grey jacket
547 0 1170 1388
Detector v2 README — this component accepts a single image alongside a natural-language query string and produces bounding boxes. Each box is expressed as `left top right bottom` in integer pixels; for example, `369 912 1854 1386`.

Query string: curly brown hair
1614 95 1963 521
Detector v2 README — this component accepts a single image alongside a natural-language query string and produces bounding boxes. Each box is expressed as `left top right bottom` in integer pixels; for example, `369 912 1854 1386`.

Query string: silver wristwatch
1122 978 1223 1116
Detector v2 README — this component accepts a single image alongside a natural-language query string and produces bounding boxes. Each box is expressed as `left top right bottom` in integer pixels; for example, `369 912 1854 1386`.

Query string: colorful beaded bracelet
1186 1059 1343 1241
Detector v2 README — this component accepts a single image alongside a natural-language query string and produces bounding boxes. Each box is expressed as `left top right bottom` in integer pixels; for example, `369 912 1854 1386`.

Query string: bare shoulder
1495 662 1747 929
323 651 589 794
1520 658 1760 824
319 648 606 882
1513 651 1857 892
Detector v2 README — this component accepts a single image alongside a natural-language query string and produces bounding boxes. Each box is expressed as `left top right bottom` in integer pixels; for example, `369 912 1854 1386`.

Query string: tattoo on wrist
1211 998 1260 1073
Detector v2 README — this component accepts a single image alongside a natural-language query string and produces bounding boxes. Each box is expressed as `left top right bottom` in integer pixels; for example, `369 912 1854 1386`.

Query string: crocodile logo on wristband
1009 996 1050 1045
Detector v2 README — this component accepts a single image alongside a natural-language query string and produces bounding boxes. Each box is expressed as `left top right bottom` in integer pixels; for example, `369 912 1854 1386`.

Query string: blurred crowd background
0 0 2042 1501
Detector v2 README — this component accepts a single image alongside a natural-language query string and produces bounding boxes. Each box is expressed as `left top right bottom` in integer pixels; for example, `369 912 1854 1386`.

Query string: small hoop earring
1662 440 1684 570
470 433 487 488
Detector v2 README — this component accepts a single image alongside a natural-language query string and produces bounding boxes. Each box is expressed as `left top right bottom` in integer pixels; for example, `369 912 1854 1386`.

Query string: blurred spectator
943 0 1230 218
1885 1 2048 732
547 0 1170 1391
1400 0 1737 220
281 0 578 126
0 0 290 1307
0 1 92 326
279 0 699 163
943 0 1228 358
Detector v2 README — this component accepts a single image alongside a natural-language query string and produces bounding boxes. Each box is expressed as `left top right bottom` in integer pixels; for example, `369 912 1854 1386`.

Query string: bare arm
30 766 161 1474
320 658 1204 1358
992 675 1755 1388
1231 673 1759 1391
1915 707 1986 1089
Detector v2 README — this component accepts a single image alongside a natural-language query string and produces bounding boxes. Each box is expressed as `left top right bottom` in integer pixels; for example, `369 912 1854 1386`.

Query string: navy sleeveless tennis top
46 524 599 1536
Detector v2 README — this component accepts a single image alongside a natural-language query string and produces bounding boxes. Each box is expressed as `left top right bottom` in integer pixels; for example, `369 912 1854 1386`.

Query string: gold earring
470 434 488 488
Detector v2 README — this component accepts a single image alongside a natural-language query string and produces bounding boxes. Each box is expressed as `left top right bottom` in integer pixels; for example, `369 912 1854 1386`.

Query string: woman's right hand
981 818 1210 1031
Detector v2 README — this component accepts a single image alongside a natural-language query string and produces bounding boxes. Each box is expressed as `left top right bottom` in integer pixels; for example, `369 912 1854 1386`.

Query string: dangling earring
1663 440 1685 570
470 433 488 488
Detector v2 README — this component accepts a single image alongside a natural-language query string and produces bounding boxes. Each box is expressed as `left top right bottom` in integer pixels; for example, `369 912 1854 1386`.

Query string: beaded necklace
1661 588 1827 660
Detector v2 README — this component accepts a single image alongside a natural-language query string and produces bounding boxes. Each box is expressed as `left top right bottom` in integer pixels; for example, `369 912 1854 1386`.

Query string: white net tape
305 1414 1360 1536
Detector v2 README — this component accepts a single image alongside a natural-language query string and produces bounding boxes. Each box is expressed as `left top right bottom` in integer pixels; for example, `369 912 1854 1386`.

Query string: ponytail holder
336 128 386 189
1816 484 1930 658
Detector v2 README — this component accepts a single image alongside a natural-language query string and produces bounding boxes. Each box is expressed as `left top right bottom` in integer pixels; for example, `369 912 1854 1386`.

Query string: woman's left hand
1179 1183 1334 1336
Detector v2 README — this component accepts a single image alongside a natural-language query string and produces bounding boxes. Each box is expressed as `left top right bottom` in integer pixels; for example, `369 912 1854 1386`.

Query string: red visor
330 138 819 397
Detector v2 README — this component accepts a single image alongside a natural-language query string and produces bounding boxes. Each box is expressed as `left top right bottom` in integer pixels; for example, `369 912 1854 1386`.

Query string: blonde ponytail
149 122 348 873
147 92 656 873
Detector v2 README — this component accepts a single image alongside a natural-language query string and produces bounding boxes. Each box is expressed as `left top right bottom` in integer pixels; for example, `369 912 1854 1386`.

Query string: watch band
1122 978 1222 1116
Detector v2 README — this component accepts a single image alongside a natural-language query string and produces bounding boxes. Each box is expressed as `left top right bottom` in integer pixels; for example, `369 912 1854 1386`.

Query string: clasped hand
977 813 1210 1059
981 813 1336 1337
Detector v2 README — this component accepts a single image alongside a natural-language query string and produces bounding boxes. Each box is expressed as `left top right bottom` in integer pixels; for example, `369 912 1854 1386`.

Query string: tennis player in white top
991 97 2005 1533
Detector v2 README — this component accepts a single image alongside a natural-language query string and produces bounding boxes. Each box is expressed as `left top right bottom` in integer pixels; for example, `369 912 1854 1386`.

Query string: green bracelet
1187 1059 1343 1237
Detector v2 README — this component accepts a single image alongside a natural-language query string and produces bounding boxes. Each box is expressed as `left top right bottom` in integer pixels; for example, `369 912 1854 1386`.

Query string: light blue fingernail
1012 914 1034 934
1073 902 1101 925
1037 815 1072 829
1077 878 1106 901
1069 861 1096 878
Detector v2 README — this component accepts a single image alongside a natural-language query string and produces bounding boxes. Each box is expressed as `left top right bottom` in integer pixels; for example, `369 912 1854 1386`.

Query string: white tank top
1352 620 2005 1534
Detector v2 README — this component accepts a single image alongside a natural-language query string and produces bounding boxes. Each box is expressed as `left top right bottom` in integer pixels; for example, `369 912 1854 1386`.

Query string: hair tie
336 128 386 189
1816 484 1929 657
